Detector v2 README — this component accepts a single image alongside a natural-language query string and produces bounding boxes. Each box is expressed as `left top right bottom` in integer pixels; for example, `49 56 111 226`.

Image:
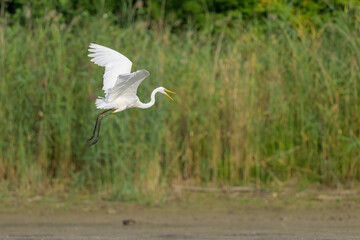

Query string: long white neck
136 87 163 109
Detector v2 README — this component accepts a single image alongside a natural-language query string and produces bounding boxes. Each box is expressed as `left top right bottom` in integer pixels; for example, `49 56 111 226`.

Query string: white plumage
88 43 132 91
86 43 175 146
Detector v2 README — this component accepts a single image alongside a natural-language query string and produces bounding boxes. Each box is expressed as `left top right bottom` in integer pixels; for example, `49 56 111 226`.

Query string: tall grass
0 13 359 200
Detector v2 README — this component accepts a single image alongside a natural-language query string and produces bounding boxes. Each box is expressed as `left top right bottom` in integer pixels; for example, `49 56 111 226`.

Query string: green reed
0 14 359 201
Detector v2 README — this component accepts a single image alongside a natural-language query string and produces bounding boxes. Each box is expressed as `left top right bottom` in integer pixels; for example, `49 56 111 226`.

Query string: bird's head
159 87 175 101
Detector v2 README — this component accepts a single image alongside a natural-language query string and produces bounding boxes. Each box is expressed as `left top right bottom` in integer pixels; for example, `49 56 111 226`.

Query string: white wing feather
107 70 150 102
88 43 132 93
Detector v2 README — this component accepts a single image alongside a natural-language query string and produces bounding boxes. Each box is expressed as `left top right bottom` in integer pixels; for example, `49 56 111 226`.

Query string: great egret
86 43 175 146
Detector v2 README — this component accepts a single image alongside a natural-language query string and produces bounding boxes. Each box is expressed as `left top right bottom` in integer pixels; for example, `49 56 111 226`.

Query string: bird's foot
88 138 99 147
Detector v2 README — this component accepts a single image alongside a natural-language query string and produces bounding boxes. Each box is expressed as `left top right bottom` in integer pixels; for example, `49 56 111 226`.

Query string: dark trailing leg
86 109 112 142
89 112 113 146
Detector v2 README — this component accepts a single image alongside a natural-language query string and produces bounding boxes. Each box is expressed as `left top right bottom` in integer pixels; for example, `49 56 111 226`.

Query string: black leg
86 109 112 142
88 112 113 146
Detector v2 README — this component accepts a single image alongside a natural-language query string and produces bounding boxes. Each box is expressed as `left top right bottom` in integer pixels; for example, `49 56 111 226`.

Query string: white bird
86 43 175 146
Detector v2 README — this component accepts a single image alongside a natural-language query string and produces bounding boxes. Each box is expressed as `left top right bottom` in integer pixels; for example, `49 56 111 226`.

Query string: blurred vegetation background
0 0 360 202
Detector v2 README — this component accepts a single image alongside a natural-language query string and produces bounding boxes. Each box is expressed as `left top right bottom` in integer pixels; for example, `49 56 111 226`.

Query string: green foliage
1 1 360 201
4 0 360 29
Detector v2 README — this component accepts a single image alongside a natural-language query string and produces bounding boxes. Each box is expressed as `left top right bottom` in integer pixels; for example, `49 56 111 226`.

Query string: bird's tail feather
95 97 115 109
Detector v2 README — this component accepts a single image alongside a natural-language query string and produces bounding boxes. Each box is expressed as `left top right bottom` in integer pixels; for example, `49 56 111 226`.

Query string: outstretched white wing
88 43 132 93
107 70 150 102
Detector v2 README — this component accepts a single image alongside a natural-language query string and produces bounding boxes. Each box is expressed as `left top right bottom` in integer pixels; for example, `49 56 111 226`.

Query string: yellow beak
165 89 175 94
165 89 175 101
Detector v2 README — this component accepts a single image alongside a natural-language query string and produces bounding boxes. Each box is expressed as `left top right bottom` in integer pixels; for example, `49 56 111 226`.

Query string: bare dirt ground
1 189 360 240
